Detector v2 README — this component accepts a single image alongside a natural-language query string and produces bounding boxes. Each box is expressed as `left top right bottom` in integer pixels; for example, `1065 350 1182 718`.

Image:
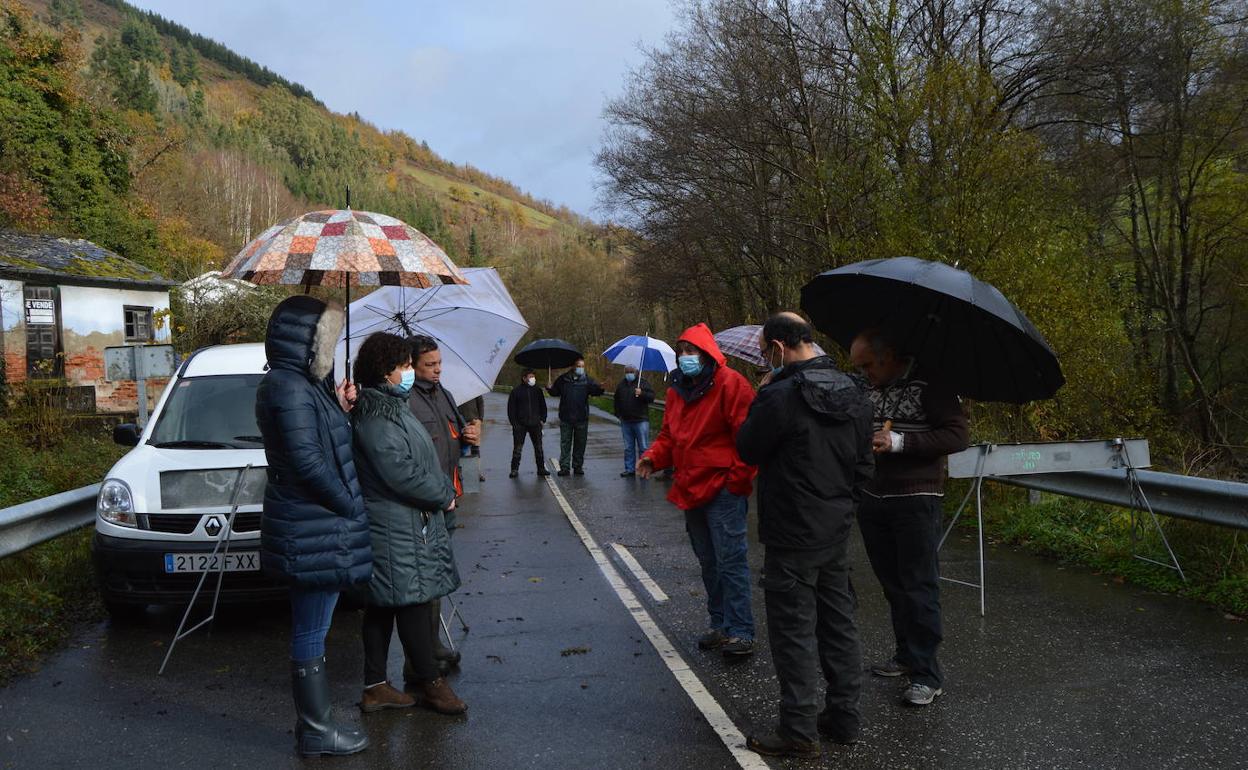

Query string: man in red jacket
637 323 758 656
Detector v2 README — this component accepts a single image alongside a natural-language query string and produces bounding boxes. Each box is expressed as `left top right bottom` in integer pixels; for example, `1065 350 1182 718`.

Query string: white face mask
525 377 536 387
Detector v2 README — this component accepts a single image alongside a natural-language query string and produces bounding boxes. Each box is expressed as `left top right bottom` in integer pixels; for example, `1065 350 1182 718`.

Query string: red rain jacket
644 323 757 510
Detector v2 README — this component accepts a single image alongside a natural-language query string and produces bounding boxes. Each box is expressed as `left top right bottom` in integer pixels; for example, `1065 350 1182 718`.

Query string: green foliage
959 484 1248 616
169 40 198 86
47 0 82 29
90 34 156 113
95 0 319 102
0 417 127 682
0 529 101 683
119 16 161 64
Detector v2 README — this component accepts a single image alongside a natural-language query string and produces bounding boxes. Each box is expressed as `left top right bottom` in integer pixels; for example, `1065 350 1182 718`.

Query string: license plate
163 552 260 573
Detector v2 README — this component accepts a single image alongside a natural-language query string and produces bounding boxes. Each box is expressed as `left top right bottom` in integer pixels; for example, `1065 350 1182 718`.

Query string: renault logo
204 516 222 537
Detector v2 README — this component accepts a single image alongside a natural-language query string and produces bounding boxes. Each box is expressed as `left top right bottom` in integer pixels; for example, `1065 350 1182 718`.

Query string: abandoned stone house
0 230 176 413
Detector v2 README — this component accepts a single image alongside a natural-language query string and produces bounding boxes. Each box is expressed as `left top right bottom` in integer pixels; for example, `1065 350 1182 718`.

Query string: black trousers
762 543 862 743
857 494 944 688
361 602 436 686
511 424 545 471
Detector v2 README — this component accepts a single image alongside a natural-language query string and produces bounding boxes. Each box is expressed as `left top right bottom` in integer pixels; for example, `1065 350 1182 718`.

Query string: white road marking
544 461 768 770
609 542 670 603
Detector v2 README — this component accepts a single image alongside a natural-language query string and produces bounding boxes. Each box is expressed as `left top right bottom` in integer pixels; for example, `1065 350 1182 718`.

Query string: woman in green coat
350 332 466 715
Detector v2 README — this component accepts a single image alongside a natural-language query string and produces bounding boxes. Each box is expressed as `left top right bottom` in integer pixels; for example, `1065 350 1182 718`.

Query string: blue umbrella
602 335 677 373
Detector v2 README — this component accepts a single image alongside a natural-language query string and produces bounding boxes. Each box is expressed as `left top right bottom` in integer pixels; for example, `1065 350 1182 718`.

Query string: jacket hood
785 357 863 421
265 295 344 381
677 323 727 367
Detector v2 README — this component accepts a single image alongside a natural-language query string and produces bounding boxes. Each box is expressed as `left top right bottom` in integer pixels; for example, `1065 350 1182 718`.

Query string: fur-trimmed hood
264 295 344 381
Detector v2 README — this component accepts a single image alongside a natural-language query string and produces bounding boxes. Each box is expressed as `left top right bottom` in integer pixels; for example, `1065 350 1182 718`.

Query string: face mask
575 367 585 377
625 373 636 382
525 377 536 387
396 368 416 393
678 355 703 377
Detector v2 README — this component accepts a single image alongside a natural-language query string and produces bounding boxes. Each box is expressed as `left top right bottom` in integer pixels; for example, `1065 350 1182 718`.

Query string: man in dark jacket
406 334 478 672
547 357 604 476
737 312 874 759
850 328 969 707
508 369 549 478
256 295 371 757
613 365 654 477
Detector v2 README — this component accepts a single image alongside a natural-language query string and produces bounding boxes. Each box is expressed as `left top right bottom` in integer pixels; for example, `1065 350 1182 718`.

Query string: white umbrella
334 267 528 404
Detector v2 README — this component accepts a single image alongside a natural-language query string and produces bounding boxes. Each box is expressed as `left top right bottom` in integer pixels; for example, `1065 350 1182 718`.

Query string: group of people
635 315 968 759
506 356 655 479
254 295 968 761
255 296 483 757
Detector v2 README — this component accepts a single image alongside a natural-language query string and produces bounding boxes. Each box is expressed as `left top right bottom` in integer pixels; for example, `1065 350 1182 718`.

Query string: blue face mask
678 355 703 377
625 373 636 382
396 368 416 393
575 367 585 377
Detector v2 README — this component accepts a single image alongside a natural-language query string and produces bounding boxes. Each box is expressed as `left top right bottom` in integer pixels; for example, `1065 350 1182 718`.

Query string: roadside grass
953 482 1248 617
0 419 124 683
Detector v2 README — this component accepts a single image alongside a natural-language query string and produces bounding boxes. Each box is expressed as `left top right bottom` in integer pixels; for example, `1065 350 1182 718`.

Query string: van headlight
98 479 137 527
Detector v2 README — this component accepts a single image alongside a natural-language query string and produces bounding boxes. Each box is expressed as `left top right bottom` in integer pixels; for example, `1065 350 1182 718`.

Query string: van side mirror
113 423 140 447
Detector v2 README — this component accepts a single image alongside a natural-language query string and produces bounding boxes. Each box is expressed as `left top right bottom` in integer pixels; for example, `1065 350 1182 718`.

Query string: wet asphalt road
2 392 1247 769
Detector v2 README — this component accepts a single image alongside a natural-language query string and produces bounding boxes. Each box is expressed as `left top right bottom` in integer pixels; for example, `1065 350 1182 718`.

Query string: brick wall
62 346 167 413
3 349 24 385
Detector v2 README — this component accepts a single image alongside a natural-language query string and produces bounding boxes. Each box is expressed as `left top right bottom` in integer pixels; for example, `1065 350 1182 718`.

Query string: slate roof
0 230 176 290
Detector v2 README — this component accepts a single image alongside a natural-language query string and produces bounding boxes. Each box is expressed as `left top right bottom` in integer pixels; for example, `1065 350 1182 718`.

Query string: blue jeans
289 588 339 661
685 488 754 640
620 420 650 472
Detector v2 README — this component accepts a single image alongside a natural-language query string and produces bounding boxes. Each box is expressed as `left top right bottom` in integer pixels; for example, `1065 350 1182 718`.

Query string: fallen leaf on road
528 577 543 583
560 646 591 657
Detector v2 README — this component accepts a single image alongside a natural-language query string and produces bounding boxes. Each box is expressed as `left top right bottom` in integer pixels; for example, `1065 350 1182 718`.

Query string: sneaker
870 657 911 677
901 682 943 706
696 629 729 650
359 682 415 712
620 471 634 477
557 468 570 477
721 637 755 657
816 710 860 745
573 468 585 475
509 470 519 479
537 469 551 477
745 732 821 759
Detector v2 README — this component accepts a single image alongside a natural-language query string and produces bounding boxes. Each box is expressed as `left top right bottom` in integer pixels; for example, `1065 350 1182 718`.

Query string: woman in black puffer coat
256 295 372 757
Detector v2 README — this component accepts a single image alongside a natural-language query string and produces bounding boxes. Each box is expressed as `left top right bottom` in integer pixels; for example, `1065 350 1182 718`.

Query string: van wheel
103 599 147 622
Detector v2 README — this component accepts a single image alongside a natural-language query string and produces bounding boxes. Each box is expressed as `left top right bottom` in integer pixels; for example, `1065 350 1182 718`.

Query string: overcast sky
131 0 678 218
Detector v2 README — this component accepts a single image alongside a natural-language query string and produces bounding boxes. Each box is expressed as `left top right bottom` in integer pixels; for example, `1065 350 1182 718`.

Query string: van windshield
149 374 265 449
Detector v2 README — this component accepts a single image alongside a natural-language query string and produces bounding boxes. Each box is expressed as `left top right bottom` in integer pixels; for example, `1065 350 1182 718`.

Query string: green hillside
1 0 638 362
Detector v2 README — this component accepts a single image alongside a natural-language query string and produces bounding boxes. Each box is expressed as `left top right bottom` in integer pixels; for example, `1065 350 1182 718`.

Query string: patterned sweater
863 373 969 497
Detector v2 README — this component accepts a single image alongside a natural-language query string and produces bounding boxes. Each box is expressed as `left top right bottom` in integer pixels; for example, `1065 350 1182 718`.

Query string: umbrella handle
882 419 893 433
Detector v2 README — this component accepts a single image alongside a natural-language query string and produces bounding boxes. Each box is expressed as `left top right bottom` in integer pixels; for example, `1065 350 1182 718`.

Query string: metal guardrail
991 469 1248 531
0 484 99 560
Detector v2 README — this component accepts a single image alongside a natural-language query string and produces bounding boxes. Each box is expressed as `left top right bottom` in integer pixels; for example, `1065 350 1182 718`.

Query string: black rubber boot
291 657 369 757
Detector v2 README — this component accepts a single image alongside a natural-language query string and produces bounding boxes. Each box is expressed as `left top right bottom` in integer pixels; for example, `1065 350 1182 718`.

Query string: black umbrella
800 257 1064 403
514 338 582 385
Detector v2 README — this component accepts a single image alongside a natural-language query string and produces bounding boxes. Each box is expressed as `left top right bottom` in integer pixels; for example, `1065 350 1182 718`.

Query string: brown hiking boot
359 682 415 713
417 677 467 715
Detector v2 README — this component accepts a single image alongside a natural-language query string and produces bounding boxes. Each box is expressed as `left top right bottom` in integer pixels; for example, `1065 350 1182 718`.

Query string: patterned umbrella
223 208 467 375
222 209 466 288
714 324 826 367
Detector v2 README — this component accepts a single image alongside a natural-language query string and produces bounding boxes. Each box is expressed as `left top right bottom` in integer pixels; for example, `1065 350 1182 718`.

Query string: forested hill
1 0 638 360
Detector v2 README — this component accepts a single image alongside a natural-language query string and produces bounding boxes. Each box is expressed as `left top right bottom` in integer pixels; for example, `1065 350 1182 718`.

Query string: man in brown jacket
850 329 969 707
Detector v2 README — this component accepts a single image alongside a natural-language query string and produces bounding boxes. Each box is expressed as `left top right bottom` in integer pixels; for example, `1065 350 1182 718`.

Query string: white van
92 343 286 616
